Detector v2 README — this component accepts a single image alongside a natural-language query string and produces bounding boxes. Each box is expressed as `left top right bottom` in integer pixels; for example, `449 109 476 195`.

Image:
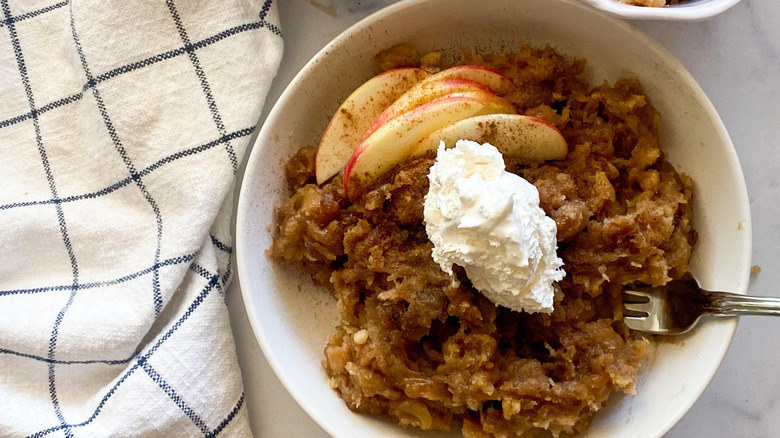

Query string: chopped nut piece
352 329 369 345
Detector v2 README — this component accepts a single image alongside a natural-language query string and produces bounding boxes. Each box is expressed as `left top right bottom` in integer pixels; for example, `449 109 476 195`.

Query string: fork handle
707 292 780 316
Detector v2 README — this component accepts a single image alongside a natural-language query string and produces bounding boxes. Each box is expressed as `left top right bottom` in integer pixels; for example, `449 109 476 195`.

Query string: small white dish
236 0 752 436
579 0 744 21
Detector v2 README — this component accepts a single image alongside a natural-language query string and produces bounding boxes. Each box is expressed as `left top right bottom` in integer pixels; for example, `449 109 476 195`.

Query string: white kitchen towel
0 0 282 436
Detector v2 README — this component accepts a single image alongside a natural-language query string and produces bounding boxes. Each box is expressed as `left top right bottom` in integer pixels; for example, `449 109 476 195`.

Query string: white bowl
236 0 752 436
579 0 744 21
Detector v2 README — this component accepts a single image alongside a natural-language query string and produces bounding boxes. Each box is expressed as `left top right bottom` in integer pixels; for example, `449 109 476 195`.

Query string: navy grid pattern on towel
0 0 282 436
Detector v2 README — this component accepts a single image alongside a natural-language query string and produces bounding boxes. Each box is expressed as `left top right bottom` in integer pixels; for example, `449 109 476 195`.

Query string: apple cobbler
269 45 696 437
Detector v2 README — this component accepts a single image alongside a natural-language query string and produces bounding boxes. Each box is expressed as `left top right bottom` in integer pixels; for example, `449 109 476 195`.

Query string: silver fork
623 277 780 335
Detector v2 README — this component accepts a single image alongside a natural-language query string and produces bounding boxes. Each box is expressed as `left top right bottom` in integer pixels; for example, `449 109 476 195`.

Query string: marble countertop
226 0 780 436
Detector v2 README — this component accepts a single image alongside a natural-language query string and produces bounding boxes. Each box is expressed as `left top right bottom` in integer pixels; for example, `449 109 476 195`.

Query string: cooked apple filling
269 45 696 437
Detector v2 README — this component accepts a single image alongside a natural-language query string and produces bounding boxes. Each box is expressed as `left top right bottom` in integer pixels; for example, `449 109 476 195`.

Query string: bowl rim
236 0 751 436
579 0 744 21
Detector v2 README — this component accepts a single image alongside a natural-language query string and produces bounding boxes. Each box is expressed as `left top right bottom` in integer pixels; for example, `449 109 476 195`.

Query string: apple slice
358 66 515 143
358 78 493 144
411 114 568 162
420 65 515 95
315 67 431 185
344 92 516 199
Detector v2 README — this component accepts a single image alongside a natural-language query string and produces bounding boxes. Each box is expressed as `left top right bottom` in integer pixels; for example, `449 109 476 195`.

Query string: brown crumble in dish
617 0 680 7
269 45 696 437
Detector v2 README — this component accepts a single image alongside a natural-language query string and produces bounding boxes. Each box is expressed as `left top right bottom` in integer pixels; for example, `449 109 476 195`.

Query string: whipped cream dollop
423 140 565 313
